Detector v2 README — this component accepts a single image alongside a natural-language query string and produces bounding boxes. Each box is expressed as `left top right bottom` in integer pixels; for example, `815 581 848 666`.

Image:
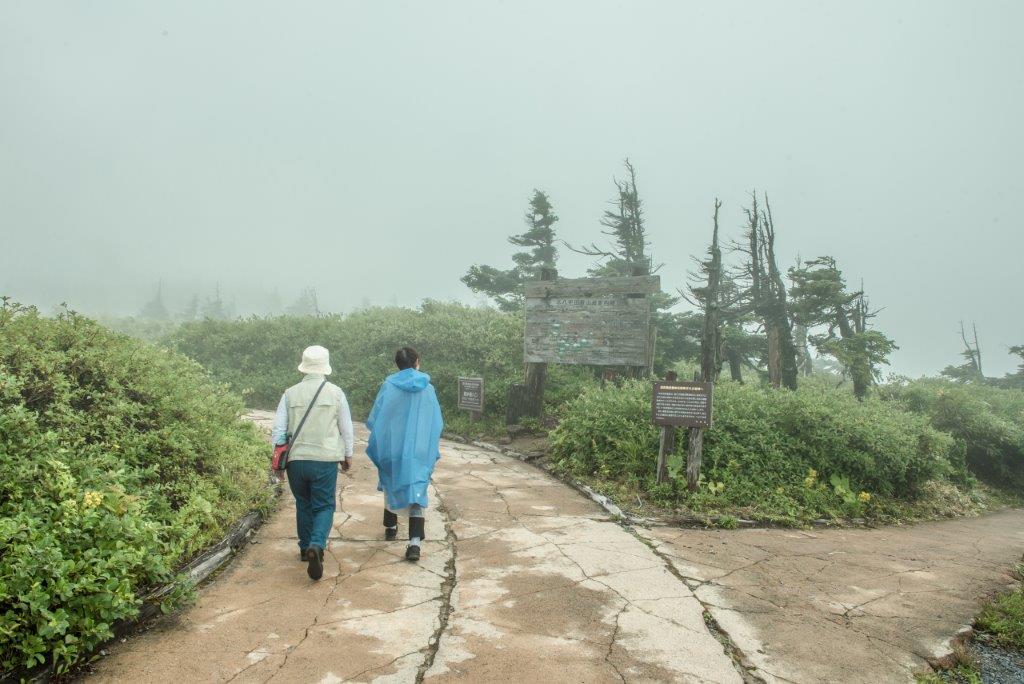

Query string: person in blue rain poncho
366 346 444 562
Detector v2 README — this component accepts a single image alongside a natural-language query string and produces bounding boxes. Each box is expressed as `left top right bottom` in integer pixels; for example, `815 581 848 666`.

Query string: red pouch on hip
272 443 289 471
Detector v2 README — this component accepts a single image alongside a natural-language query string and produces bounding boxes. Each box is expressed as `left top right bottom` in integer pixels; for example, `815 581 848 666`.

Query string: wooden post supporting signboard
686 371 704 492
513 268 556 424
655 371 677 483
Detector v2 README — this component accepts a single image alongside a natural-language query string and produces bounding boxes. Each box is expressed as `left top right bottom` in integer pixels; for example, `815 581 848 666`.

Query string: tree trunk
794 323 813 376
767 326 782 388
852 374 868 401
761 195 799 391
523 362 547 417
700 200 723 385
726 343 743 383
518 268 556 420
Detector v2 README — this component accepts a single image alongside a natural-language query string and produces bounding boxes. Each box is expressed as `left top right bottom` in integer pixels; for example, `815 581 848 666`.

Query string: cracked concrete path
422 442 742 684
640 510 1024 683
87 411 1023 684
88 415 743 683
88 418 452 684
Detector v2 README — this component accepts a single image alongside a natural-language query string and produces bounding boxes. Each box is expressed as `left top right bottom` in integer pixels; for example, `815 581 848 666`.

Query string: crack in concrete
415 493 457 683
604 603 628 683
264 545 377 682
344 648 422 682
629 531 764 683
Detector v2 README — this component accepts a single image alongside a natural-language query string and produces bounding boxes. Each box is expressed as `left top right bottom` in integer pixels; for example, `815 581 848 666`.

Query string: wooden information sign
457 377 484 415
524 275 660 367
652 381 713 428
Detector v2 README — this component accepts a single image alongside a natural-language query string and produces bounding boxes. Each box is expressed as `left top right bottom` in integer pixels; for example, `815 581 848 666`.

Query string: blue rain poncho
366 368 444 513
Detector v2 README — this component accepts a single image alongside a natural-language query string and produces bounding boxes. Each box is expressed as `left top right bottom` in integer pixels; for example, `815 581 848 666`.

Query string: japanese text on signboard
652 381 713 428
457 377 484 412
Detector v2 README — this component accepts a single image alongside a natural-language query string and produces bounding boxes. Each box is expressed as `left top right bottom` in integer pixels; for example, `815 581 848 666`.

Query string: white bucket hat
298 345 332 375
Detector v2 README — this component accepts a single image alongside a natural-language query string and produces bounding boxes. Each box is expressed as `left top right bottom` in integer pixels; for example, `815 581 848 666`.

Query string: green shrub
974 564 1024 650
166 301 598 421
97 316 181 343
0 301 270 674
550 378 960 521
880 378 1024 487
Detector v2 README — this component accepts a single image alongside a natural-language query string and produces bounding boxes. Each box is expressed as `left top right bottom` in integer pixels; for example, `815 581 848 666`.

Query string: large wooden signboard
524 275 660 367
457 377 484 412
652 381 713 428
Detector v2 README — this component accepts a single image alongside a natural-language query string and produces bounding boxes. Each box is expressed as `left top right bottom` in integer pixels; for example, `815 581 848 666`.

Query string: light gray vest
285 375 344 462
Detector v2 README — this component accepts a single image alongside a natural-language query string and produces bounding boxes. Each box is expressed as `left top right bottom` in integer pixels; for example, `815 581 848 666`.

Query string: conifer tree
180 294 200 321
286 287 320 317
202 283 230 320
941 322 985 383
572 159 652 277
789 256 897 399
462 189 560 311
733 193 799 390
140 281 169 320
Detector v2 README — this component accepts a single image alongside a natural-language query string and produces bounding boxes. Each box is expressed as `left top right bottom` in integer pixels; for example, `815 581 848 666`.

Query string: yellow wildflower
804 468 818 488
83 491 103 509
857 491 871 503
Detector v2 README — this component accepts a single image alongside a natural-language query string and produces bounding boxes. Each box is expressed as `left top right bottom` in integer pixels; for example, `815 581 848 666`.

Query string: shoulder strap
288 380 329 447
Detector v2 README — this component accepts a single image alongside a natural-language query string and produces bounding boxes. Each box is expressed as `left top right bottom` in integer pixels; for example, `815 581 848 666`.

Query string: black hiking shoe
306 546 324 580
405 544 420 562
385 526 398 541
299 548 308 562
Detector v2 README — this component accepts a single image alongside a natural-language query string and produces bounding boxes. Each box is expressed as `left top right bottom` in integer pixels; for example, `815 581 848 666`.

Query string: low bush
0 301 271 675
166 301 598 421
880 378 1024 488
975 565 1024 651
550 378 963 523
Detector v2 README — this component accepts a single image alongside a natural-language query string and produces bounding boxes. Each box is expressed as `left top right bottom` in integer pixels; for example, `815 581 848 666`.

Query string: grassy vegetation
880 379 1024 488
550 375 1023 525
976 563 1024 650
166 302 599 421
919 563 1024 683
0 301 272 675
115 303 1024 527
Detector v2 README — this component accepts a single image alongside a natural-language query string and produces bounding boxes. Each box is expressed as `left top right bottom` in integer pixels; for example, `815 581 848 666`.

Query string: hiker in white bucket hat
270 345 354 580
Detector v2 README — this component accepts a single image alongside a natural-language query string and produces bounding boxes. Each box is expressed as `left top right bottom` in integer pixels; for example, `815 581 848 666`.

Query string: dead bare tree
732 192 799 390
960 321 983 377
680 200 726 490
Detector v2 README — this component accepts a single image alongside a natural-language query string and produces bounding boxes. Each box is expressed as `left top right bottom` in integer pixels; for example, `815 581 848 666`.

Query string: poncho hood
386 368 432 393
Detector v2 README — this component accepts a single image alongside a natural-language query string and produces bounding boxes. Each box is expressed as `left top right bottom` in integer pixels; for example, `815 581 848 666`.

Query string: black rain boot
384 509 398 541
306 546 324 580
406 517 425 562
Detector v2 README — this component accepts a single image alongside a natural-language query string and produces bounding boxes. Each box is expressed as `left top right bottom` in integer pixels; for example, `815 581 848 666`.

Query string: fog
1 1 1021 377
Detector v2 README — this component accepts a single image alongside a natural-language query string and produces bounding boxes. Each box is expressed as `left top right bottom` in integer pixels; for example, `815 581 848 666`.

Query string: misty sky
2 1 1022 377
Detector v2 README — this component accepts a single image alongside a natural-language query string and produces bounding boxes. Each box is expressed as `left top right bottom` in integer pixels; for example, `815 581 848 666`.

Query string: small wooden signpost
652 373 713 484
457 377 484 422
